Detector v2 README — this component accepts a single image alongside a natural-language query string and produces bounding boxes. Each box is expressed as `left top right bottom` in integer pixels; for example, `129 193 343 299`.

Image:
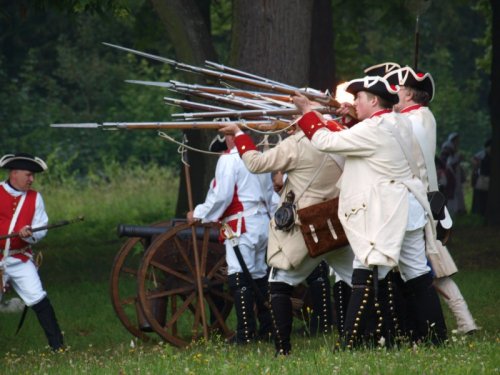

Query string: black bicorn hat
384 66 435 101
345 76 399 104
363 62 401 77
208 134 228 153
0 153 48 173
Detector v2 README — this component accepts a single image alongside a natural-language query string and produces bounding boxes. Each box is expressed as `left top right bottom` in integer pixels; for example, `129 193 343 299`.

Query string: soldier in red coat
0 153 64 351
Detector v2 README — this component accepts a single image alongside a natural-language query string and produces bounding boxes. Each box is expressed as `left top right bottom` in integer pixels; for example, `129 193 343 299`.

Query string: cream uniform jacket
402 105 458 277
404 105 437 190
236 130 343 270
301 111 438 268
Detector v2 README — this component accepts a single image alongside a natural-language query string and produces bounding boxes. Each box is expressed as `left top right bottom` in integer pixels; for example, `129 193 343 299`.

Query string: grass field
0 165 499 374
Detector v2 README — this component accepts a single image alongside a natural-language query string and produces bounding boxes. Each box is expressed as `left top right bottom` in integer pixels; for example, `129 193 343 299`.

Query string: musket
103 42 343 109
126 80 292 102
50 120 291 131
163 97 231 113
172 89 279 110
171 106 337 120
169 81 293 102
125 80 270 110
204 60 296 90
0 216 84 241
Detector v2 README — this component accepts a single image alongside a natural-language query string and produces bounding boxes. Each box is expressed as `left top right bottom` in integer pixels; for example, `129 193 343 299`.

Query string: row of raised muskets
52 42 355 132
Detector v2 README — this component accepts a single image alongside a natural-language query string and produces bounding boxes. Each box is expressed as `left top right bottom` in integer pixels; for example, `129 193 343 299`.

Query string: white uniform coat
309 112 438 268
236 131 353 285
402 105 458 277
193 147 274 278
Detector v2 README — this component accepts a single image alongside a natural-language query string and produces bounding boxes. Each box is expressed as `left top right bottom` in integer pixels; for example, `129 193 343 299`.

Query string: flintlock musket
171 106 337 120
50 120 291 131
126 80 292 102
163 97 231 113
103 42 344 109
0 216 84 241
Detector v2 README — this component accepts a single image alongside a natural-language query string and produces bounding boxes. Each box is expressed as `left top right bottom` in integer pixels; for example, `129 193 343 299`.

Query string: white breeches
225 213 269 279
2 257 46 306
353 227 430 281
269 245 354 287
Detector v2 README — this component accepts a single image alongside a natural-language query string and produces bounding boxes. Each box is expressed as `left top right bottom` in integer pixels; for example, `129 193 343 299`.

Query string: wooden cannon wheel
136 221 233 347
109 221 172 341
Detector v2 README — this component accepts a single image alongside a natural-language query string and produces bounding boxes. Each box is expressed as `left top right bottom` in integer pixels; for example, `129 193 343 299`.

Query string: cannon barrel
117 224 220 242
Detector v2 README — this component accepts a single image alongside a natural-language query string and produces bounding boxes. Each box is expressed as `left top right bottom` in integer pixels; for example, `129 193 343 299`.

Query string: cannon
110 218 319 347
110 219 233 345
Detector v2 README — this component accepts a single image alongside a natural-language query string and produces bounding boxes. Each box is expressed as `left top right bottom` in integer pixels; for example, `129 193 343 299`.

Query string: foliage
0 0 184 173
332 0 491 156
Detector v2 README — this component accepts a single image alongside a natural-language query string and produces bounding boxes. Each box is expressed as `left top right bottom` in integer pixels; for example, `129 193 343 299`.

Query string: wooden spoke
109 220 172 342
137 222 233 347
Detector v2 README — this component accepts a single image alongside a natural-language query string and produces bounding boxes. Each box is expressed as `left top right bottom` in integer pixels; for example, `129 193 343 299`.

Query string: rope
158 132 223 157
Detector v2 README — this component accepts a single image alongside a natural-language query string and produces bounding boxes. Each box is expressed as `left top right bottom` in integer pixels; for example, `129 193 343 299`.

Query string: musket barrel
171 106 336 120
102 121 291 130
103 42 342 108
163 97 230 112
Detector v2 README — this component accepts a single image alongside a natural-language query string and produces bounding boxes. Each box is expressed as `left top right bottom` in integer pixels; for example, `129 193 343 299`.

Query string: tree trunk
150 0 219 217
230 0 314 86
487 0 500 226
309 0 336 92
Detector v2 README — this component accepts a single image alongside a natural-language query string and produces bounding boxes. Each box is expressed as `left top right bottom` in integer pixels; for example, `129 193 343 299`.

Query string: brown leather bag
297 197 348 258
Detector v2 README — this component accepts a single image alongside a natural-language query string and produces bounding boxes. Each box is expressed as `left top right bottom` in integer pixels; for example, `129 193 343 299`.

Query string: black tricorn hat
346 76 399 104
0 153 48 173
384 66 435 101
209 134 228 153
363 62 401 77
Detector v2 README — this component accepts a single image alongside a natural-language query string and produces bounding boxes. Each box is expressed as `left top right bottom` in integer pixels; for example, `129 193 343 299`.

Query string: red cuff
341 115 358 128
298 111 327 139
325 120 345 132
234 133 257 155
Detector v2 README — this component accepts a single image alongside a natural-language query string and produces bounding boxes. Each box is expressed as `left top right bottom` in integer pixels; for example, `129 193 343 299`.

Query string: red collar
401 104 422 113
370 109 392 118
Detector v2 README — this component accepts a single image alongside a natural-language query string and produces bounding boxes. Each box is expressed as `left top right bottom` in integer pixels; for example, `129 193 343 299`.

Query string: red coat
0 185 37 262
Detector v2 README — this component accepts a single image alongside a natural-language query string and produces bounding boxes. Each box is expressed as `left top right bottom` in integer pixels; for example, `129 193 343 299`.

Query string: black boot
254 276 273 341
227 273 257 344
32 297 64 351
333 280 351 337
388 270 411 342
305 261 333 336
375 275 401 347
269 282 294 355
343 269 376 349
404 272 447 345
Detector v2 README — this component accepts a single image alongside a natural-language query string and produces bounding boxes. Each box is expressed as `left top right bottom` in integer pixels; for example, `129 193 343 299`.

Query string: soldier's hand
18 225 32 239
219 123 240 135
292 91 313 114
187 211 199 224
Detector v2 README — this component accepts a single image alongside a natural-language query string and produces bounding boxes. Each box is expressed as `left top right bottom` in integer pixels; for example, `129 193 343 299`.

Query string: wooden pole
183 149 209 340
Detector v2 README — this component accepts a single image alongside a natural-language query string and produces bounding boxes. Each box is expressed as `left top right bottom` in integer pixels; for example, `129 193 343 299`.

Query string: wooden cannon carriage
109 219 315 347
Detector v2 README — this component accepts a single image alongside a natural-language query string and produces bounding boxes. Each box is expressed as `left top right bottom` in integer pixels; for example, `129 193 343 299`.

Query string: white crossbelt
221 202 266 237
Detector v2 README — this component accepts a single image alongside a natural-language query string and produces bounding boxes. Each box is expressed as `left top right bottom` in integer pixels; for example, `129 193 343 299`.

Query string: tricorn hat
363 62 401 77
209 134 228 153
0 153 48 173
346 76 399 104
385 66 435 101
